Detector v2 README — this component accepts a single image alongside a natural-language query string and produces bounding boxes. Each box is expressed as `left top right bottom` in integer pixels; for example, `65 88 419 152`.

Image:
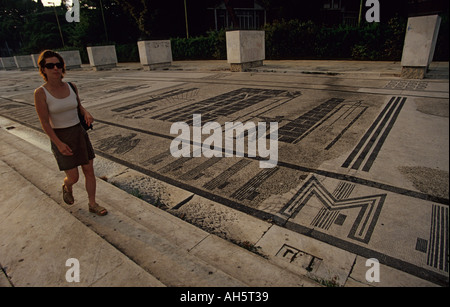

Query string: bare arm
34 87 73 156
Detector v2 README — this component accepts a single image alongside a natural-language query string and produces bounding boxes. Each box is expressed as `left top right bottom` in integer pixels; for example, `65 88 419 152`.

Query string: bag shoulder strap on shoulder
68 81 76 93
68 82 81 107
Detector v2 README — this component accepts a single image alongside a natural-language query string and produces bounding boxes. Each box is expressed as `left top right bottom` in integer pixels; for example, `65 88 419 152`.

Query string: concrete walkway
0 60 448 288
0 127 322 287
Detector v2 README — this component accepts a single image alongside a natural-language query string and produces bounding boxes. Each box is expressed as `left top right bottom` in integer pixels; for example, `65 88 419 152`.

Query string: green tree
111 0 153 38
0 0 50 55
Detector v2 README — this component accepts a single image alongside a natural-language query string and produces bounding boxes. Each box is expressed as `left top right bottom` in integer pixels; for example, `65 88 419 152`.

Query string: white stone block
58 50 82 69
14 55 34 70
226 30 265 72
87 45 117 71
138 40 172 70
401 15 441 79
0 57 17 70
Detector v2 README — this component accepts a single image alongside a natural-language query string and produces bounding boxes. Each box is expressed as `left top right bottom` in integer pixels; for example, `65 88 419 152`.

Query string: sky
39 0 63 6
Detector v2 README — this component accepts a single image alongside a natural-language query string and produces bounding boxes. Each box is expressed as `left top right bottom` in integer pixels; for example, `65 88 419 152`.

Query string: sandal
89 203 108 216
62 184 74 205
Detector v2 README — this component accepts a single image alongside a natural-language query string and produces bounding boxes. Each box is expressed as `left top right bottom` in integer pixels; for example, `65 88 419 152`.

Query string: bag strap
68 82 81 108
69 82 93 130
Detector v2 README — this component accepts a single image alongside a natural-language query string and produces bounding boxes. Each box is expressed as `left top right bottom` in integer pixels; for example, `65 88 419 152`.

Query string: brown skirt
51 124 95 171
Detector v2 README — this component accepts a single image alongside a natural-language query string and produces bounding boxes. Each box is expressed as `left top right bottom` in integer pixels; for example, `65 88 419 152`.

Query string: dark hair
38 50 66 81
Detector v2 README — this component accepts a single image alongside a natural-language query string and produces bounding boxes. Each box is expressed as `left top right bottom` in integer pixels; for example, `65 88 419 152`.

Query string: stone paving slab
0 124 320 287
0 160 163 287
1 60 448 286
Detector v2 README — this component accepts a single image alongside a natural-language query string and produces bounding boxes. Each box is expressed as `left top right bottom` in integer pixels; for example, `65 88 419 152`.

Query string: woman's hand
57 142 73 156
84 110 94 127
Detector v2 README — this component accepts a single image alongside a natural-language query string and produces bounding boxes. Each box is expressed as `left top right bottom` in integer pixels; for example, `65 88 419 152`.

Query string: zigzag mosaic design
280 175 386 244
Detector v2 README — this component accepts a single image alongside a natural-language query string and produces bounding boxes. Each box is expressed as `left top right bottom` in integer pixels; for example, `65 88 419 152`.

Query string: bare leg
81 159 107 216
63 168 79 204
81 159 96 206
64 167 79 191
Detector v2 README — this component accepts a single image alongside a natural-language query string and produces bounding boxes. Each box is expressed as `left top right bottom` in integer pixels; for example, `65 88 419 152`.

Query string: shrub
264 19 318 59
116 43 139 62
171 30 227 60
266 17 413 61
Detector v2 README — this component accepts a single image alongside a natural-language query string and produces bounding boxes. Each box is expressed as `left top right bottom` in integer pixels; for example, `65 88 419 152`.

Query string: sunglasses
44 62 64 69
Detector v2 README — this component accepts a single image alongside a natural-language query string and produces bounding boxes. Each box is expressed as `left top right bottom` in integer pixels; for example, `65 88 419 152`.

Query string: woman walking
34 50 107 216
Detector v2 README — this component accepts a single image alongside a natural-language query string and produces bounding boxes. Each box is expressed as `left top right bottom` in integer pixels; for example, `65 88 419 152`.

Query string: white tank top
41 83 80 129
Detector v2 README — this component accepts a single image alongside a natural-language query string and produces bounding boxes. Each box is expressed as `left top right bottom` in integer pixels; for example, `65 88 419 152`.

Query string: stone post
58 50 82 69
226 30 265 72
14 55 34 70
0 57 17 70
138 40 172 71
401 15 441 79
87 45 117 71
